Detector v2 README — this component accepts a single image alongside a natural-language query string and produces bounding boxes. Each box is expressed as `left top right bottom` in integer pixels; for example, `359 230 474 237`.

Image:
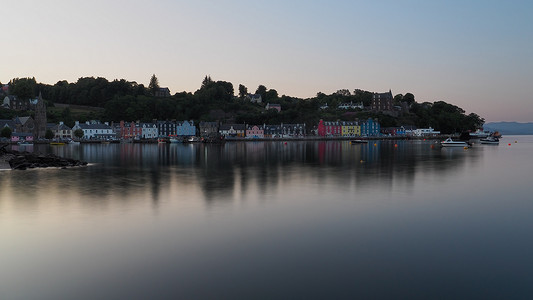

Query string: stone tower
33 92 47 139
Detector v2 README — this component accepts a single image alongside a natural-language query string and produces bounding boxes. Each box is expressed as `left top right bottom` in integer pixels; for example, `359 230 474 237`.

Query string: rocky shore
0 144 88 170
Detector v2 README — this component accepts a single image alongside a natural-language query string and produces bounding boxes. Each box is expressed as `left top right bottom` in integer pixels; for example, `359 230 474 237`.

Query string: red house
120 121 142 139
317 120 341 137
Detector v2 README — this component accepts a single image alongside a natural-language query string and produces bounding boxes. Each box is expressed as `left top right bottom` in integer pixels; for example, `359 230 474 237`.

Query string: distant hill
484 122 533 135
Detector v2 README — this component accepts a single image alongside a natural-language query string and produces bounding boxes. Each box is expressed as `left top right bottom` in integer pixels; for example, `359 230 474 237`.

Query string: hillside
484 122 533 135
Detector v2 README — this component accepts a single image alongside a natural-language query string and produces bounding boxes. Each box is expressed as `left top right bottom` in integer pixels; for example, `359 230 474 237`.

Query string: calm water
1 137 533 299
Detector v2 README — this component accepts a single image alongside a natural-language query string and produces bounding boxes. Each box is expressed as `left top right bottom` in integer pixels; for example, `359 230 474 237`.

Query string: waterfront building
317 120 342 137
264 124 282 138
338 102 363 110
246 125 264 139
119 121 142 139
51 122 72 139
141 123 158 139
361 118 381 136
281 123 306 137
73 121 115 140
176 120 196 136
199 121 219 137
219 124 246 137
157 120 177 137
341 121 360 137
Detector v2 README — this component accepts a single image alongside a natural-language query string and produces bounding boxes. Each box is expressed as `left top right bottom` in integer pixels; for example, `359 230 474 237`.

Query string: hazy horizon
3 1 532 123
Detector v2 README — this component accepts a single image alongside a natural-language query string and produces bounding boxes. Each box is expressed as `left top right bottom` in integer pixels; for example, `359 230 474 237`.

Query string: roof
0 119 15 128
220 124 246 130
77 124 112 130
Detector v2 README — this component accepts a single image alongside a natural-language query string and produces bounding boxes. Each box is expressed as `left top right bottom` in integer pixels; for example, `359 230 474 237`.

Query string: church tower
33 92 47 138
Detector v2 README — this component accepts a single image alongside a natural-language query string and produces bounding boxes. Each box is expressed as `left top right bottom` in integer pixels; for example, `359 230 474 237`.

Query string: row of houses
317 119 381 137
3 116 389 141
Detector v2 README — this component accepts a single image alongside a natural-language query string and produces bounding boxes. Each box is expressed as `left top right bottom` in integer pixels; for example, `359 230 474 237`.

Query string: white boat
469 129 491 138
480 136 499 145
169 137 182 143
441 137 470 147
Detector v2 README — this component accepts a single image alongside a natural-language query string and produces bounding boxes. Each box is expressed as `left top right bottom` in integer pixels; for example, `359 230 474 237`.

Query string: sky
3 0 533 122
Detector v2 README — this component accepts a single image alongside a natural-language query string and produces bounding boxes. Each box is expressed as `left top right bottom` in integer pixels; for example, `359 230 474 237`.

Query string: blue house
361 118 380 137
176 120 196 136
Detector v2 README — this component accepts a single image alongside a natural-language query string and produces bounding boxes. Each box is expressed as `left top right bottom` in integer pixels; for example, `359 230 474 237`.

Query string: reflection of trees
4 141 478 210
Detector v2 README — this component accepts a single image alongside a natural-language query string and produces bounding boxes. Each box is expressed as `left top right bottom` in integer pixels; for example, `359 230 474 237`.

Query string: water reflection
3 141 477 209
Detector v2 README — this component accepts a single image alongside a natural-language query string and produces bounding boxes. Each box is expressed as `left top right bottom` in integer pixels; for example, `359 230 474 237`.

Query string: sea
1 136 533 299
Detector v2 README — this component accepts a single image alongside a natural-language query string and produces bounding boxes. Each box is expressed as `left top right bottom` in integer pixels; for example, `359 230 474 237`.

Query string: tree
73 129 84 139
45 129 55 139
201 75 213 89
238 84 248 99
403 93 415 105
11 77 37 100
1 126 12 138
255 85 267 101
148 74 160 96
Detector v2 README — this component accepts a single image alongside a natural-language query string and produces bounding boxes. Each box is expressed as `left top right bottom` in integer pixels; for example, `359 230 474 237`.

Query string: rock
1 144 87 170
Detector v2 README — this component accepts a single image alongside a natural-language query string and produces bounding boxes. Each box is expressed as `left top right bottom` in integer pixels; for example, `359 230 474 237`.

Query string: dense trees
5 75 484 133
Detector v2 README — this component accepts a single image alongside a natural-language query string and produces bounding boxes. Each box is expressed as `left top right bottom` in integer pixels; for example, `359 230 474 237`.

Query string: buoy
394 144 398 148
464 146 468 149
508 143 511 146
374 143 377 146
430 145 435 149
515 141 518 143
360 160 364 163
284 142 287 145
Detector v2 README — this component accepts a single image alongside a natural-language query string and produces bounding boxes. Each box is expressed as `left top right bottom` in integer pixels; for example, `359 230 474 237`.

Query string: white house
141 123 158 139
72 121 115 140
411 127 441 136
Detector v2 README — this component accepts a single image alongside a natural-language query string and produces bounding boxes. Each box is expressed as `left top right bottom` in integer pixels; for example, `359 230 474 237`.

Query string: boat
480 136 499 145
350 140 368 144
50 142 66 146
157 138 167 144
441 137 470 147
169 137 183 143
469 129 491 139
18 141 33 146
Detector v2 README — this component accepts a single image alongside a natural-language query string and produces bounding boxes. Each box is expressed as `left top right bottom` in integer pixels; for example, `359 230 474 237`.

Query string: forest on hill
1 76 484 134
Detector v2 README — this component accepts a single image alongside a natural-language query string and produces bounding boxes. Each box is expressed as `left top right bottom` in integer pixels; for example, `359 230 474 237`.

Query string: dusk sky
3 1 532 122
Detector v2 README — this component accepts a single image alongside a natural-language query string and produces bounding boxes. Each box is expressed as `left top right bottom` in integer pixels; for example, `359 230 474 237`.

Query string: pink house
246 125 264 138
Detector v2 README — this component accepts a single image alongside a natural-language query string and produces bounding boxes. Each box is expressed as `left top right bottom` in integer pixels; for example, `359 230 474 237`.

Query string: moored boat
441 137 470 147
350 140 368 144
480 136 499 145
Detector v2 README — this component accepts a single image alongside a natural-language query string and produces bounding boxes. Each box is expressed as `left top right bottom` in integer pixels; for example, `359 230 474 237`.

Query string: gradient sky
3 0 532 122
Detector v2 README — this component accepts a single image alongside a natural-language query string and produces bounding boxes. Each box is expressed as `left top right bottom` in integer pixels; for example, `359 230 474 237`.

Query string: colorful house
176 120 196 136
119 121 142 139
341 121 360 137
361 118 380 136
157 120 177 137
246 125 264 139
317 120 342 137
219 124 246 137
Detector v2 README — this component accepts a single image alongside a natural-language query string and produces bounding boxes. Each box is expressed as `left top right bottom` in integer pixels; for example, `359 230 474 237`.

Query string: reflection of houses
199 121 219 137
51 122 72 139
246 125 264 139
157 120 176 137
219 124 246 137
176 120 196 136
72 121 115 140
265 103 281 112
371 90 393 112
141 123 158 139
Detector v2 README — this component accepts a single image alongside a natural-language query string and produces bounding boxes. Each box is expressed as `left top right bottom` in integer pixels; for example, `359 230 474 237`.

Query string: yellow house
341 121 360 137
